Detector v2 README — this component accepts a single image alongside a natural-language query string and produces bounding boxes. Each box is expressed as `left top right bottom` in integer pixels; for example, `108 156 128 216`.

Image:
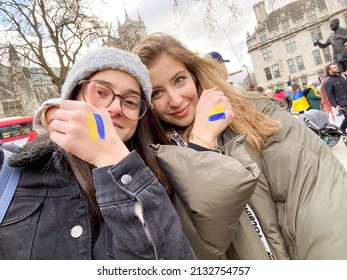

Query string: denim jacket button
71 225 83 238
121 174 133 185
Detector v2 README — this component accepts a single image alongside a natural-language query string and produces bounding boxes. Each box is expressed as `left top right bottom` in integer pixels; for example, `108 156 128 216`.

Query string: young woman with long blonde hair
135 32 347 260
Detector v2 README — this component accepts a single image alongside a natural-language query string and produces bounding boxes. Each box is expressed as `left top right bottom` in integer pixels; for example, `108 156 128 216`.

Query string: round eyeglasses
80 80 150 121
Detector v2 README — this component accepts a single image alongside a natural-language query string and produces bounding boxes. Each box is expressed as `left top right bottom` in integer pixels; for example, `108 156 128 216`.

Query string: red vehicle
0 116 38 146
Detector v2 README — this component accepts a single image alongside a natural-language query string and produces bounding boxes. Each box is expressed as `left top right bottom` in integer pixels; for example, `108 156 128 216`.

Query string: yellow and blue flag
86 113 105 142
208 106 226 121
292 90 310 113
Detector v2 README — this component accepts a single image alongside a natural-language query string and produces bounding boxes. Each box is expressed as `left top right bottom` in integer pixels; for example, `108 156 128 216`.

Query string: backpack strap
0 149 21 224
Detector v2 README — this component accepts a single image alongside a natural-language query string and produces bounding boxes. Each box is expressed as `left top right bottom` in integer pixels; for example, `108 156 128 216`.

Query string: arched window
259 30 267 43
281 20 291 33
307 9 317 23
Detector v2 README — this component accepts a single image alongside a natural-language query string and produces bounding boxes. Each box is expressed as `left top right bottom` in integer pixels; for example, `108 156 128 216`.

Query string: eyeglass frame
79 79 151 121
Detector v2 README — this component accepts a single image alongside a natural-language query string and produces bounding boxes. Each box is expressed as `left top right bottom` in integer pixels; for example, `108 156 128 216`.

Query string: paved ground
331 137 347 170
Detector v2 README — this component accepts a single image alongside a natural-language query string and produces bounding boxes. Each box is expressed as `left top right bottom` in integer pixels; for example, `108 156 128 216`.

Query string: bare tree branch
0 0 115 92
170 0 290 33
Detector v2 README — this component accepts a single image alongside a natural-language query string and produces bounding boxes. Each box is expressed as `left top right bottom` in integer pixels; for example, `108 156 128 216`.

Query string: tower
8 44 39 116
104 9 148 51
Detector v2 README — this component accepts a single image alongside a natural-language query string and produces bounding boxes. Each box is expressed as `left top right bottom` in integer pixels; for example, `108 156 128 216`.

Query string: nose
167 88 183 107
107 98 123 116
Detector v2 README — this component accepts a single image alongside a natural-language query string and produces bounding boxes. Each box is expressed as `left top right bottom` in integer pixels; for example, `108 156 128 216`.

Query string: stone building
246 0 347 91
0 44 58 118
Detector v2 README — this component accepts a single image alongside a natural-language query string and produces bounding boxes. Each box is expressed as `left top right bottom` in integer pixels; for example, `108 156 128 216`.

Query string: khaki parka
153 98 347 260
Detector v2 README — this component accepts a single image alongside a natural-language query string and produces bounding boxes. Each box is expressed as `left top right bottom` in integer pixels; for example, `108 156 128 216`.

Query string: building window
313 50 323 65
262 46 273 60
265 67 272 81
292 78 299 86
307 10 317 23
285 37 297 52
296 55 305 71
281 20 291 33
322 48 332 63
287 59 297 74
311 28 322 44
272 64 281 78
259 31 267 43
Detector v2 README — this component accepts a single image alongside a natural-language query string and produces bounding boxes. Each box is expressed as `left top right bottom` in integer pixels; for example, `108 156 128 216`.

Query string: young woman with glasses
0 47 195 260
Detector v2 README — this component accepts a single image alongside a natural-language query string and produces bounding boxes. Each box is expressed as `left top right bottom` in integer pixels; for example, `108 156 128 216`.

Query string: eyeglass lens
82 80 148 120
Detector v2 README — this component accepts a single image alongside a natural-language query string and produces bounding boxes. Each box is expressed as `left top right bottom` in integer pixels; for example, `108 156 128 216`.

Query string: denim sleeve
93 151 195 260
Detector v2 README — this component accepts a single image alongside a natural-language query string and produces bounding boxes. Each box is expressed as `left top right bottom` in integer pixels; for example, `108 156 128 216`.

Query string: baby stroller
297 110 347 148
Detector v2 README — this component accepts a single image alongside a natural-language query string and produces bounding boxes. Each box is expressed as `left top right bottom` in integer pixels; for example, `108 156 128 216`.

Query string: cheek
120 120 138 142
152 100 167 118
189 86 199 105
128 120 138 136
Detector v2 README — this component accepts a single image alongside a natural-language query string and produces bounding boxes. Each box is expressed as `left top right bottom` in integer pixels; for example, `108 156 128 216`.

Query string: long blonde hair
135 32 280 151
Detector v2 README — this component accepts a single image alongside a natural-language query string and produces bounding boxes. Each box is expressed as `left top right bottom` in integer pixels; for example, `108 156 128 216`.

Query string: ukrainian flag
86 113 105 142
292 90 310 113
208 106 226 121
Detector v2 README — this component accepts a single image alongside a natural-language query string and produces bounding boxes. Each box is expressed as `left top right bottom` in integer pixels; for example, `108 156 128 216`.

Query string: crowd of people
1 30 347 260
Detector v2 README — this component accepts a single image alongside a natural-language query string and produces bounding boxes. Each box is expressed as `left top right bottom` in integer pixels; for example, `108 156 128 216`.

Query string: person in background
324 62 347 135
264 89 290 112
33 97 61 133
284 90 293 113
207 51 230 81
314 18 347 73
316 75 325 95
273 89 287 109
264 88 273 97
273 89 292 112
135 32 347 260
0 47 195 260
256 86 265 95
303 81 321 110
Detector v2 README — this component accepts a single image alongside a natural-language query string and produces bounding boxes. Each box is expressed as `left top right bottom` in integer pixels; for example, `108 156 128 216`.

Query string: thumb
85 82 105 110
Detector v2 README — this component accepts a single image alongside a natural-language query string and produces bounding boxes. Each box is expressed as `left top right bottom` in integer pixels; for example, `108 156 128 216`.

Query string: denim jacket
0 140 195 260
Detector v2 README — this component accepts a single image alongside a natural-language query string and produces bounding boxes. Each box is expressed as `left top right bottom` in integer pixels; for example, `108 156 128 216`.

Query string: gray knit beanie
61 47 152 104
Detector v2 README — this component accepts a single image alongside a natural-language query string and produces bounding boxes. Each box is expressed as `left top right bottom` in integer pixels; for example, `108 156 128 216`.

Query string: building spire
137 9 143 23
124 7 130 21
8 43 20 63
117 16 121 30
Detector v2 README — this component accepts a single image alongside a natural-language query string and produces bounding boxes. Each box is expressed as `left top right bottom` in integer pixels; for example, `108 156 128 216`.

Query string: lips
170 105 189 118
112 121 123 129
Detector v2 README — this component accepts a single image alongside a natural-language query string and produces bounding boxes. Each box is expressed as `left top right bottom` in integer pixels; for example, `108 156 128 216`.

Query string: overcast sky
96 0 293 84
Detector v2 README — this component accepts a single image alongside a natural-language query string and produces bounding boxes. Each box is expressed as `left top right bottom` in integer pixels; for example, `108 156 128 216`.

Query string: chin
174 119 193 128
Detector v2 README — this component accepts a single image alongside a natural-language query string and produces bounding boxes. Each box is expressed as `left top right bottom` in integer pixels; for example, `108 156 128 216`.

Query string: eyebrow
92 79 142 97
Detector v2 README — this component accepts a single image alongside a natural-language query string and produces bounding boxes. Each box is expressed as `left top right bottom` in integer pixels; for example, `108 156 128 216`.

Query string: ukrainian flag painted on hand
292 90 310 113
86 113 105 143
208 106 226 121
